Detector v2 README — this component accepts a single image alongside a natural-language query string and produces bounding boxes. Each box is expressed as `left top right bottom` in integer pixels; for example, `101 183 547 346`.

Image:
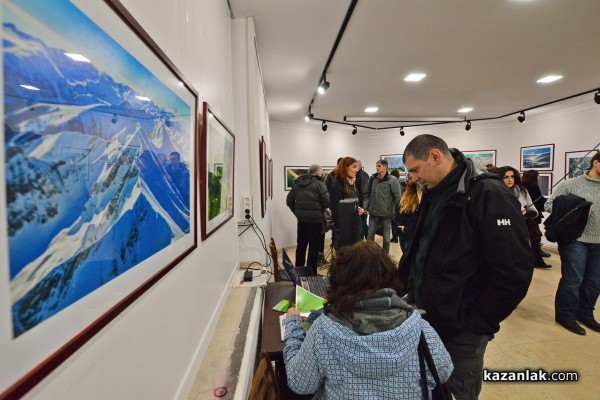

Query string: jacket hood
319 310 423 379
450 148 501 193
296 174 321 187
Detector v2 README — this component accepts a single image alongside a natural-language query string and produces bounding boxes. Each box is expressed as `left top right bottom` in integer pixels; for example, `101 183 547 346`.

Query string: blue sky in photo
523 147 550 155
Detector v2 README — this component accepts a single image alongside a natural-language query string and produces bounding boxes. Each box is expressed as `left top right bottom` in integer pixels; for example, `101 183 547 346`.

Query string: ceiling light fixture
536 75 563 83
404 73 426 82
465 120 472 131
317 75 330 95
400 127 405 136
364 106 379 113
458 107 473 113
352 126 357 135
305 106 314 121
322 121 328 131
517 111 526 123
594 91 600 105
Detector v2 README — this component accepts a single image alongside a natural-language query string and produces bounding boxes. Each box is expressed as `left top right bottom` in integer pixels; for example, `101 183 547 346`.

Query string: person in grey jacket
364 159 401 253
544 151 600 336
287 164 330 274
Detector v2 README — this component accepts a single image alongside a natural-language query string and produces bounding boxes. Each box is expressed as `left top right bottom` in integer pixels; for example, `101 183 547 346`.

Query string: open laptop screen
281 249 301 285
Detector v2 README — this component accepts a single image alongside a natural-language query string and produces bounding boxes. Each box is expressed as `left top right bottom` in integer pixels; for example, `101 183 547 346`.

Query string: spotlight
322 121 328 131
465 120 471 131
400 127 405 136
352 126 357 135
595 91 600 105
317 76 330 95
517 111 526 123
305 106 314 121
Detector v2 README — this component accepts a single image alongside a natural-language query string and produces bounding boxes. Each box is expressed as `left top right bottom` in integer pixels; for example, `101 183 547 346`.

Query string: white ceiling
229 0 600 130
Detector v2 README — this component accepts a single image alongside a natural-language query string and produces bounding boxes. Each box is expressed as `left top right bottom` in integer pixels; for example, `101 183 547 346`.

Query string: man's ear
430 149 443 165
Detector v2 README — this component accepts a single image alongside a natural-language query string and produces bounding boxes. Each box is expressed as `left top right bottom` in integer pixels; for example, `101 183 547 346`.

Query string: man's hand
286 307 300 318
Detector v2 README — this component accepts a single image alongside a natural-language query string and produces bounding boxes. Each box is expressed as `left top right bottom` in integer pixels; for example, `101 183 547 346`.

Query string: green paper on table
295 285 326 314
272 299 291 312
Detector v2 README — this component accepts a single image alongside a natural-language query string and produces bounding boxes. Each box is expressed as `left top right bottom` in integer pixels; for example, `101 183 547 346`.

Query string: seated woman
282 241 453 399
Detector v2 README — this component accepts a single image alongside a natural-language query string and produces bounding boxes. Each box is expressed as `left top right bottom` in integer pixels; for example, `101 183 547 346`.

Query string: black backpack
544 194 592 244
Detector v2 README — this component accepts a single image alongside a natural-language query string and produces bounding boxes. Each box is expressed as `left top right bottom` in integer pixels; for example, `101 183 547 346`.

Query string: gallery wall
271 101 600 248
1 1 269 399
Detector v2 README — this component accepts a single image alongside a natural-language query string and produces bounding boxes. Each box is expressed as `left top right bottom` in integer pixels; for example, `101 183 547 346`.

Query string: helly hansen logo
497 219 511 226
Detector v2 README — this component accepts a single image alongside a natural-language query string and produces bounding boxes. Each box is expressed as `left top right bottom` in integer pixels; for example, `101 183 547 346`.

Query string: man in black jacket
399 134 533 400
287 164 330 275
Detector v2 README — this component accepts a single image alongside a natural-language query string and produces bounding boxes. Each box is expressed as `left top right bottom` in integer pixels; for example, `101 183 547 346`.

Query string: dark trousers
361 214 368 240
531 237 544 265
296 222 322 275
556 241 600 322
443 330 490 400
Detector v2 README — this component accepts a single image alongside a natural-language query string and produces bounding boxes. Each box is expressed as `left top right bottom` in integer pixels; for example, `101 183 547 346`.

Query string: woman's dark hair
325 241 404 317
521 170 539 187
498 165 524 191
333 156 358 194
390 169 401 178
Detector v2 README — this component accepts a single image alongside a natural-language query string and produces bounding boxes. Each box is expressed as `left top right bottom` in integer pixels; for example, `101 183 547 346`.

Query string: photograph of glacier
3 0 193 337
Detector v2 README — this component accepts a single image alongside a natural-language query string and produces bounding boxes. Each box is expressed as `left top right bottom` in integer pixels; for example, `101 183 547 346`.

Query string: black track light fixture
465 120 472 131
352 126 357 135
304 106 314 121
322 121 328 131
399 127 405 136
517 111 526 123
595 91 600 105
318 75 330 95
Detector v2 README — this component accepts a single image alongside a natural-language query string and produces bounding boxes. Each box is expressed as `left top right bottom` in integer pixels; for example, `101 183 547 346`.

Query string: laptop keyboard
305 277 329 298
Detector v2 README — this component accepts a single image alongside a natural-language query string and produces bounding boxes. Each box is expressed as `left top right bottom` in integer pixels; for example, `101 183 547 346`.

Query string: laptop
281 249 330 298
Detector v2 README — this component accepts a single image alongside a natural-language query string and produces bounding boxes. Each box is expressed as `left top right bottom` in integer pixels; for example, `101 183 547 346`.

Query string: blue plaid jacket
283 310 452 399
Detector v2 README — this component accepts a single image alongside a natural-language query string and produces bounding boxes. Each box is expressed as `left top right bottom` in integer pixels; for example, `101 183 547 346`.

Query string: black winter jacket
543 194 592 244
286 175 330 223
398 150 533 342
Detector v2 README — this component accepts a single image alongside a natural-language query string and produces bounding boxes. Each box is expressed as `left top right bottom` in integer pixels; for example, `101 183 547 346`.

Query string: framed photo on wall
268 157 273 199
201 103 235 240
538 172 553 196
1 0 198 397
380 154 406 174
259 137 267 217
565 150 597 179
284 166 309 191
463 150 497 169
520 144 554 171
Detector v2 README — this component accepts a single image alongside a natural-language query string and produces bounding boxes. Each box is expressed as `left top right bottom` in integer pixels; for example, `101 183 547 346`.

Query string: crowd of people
283 134 599 399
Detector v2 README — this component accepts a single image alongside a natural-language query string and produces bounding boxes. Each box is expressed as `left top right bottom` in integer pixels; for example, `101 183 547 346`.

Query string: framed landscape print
538 172 553 196
285 166 309 191
1 0 198 397
268 157 273 199
322 166 336 182
520 144 554 171
380 154 406 174
463 150 497 169
565 150 597 179
259 137 266 217
201 102 235 240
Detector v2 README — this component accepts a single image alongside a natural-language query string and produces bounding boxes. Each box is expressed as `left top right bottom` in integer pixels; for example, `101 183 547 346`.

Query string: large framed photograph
380 154 406 174
259 137 266 217
268 157 273 199
538 172 553 196
1 0 198 397
565 150 597 179
520 144 554 171
463 150 497 169
200 103 235 240
285 166 309 191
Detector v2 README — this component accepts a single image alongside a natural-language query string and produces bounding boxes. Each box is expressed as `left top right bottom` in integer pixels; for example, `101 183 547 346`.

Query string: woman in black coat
522 170 551 268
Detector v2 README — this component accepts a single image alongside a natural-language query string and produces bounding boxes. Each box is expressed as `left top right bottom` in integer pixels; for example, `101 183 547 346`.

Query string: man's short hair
590 151 600 169
376 159 388 168
403 134 451 162
308 163 322 175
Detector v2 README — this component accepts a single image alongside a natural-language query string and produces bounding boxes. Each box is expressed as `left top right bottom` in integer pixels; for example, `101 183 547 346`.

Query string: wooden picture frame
259 137 266 217
565 150 597 179
200 103 235 240
462 150 497 169
520 144 554 171
1 1 198 397
284 166 309 191
538 172 553 196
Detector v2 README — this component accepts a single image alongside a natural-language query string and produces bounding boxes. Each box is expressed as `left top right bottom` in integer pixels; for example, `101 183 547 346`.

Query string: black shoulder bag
418 331 451 400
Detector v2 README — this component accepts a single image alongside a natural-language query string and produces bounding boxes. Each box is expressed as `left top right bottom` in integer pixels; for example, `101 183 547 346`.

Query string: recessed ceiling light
20 84 40 91
536 75 563 83
64 53 91 62
135 96 151 102
404 73 426 82
364 106 379 113
458 107 473 113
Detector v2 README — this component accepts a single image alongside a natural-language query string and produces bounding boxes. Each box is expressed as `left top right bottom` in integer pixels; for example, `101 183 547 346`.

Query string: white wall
272 102 600 247
3 1 269 399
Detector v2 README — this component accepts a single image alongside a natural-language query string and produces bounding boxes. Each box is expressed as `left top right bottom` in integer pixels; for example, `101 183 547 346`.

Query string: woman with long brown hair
397 172 422 254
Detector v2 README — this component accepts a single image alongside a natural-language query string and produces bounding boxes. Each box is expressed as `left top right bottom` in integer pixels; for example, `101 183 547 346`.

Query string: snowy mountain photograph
3 0 195 338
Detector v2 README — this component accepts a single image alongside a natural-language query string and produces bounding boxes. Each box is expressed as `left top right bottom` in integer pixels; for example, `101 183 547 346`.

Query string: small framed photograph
380 154 406 174
520 144 554 171
321 166 336 182
463 150 497 169
284 166 309 191
538 172 553 196
565 150 597 179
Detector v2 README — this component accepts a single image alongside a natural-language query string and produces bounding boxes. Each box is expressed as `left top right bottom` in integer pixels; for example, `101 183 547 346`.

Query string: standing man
355 160 370 240
287 164 330 275
364 159 401 253
165 151 190 204
399 134 533 399
545 151 600 335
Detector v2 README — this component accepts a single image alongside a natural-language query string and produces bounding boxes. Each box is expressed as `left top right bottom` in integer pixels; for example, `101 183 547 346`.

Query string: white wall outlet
243 194 252 212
